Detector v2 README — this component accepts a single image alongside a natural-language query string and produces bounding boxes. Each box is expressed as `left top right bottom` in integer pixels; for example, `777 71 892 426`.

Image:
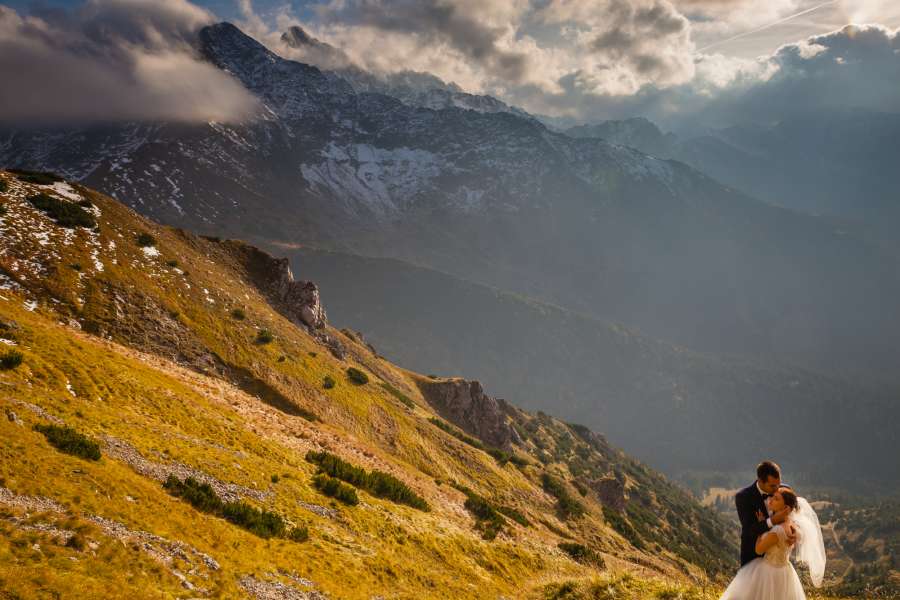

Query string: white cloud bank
0 0 259 123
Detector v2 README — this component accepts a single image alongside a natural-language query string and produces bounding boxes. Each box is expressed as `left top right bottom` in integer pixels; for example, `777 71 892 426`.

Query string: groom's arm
736 491 770 539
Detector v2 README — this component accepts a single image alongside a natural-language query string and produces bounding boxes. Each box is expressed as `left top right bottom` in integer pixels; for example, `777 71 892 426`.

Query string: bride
720 486 827 600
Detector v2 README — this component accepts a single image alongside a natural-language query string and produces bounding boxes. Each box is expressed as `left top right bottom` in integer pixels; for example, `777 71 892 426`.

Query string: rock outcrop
416 378 522 450
223 241 327 330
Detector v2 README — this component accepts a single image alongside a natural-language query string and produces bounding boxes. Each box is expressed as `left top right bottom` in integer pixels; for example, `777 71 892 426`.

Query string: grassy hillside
282 248 899 493
0 169 860 599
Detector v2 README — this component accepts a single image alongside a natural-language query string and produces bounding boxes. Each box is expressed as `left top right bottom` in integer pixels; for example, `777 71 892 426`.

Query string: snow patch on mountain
301 142 442 216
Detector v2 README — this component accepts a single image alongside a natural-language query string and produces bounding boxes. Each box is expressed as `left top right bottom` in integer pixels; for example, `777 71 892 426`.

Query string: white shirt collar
756 481 767 496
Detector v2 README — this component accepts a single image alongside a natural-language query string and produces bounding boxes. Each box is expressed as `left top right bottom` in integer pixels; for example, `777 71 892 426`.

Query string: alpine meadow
1 0 898 598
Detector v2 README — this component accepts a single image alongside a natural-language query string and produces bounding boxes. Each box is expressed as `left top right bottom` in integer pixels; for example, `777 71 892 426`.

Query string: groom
735 460 796 565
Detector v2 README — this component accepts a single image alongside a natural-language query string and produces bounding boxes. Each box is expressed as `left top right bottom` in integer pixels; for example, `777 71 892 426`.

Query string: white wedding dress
720 498 826 600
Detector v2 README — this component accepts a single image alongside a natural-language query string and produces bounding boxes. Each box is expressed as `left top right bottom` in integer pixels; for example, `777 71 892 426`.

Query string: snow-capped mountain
4 22 900 384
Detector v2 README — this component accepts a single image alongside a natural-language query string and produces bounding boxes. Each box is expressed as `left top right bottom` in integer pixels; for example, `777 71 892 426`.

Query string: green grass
27 193 96 228
256 329 274 344
33 424 101 461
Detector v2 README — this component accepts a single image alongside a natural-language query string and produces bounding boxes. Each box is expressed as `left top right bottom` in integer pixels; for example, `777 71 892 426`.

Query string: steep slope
4 23 900 387
0 170 746 598
280 248 900 491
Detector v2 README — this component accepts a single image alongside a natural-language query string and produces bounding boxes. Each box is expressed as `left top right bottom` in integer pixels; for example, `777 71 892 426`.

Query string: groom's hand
771 507 791 525
755 510 766 522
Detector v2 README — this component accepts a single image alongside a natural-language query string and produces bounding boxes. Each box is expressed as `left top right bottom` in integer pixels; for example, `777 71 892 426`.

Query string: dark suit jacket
735 482 772 565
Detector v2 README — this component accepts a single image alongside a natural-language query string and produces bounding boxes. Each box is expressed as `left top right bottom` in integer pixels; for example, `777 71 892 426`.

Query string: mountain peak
281 25 318 48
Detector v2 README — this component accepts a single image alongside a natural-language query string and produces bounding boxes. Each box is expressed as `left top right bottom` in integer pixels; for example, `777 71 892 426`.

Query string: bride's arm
755 529 780 555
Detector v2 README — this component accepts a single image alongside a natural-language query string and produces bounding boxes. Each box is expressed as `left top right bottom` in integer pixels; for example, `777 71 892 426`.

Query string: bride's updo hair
779 486 799 512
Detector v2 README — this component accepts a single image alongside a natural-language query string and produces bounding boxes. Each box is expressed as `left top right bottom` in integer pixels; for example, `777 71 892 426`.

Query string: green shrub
312 473 359 505
322 375 336 389
558 542 604 567
0 179 7 193
452 483 506 540
346 367 369 385
222 501 286 538
10 169 63 185
306 451 428 511
380 382 415 408
0 350 23 370
34 424 101 461
0 204 6 216
542 473 585 519
230 308 246 320
69 263 82 271
270 474 280 484
77 198 93 208
166 259 179 267
163 475 223 513
498 505 530 527
255 329 274 344
163 475 289 539
136 232 156 247
27 193 96 228
603 505 643 549
288 526 309 542
65 533 87 551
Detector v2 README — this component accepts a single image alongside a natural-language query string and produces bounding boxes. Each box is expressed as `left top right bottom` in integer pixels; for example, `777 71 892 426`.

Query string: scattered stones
239 575 327 600
6 409 22 425
297 501 338 520
0 486 66 513
0 485 220 588
11 400 65 425
102 435 269 502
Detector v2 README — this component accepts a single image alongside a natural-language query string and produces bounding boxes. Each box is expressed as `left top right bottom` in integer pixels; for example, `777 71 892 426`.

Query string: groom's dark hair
757 460 781 482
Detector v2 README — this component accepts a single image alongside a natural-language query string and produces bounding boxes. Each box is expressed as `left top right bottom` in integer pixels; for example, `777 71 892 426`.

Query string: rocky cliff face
222 240 327 330
416 378 522 450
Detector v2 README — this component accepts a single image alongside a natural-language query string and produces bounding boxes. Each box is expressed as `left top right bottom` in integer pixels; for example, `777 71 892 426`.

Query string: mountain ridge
0 168 750 598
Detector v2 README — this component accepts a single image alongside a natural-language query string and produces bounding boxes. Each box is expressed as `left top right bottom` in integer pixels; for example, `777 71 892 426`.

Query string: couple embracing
720 461 827 600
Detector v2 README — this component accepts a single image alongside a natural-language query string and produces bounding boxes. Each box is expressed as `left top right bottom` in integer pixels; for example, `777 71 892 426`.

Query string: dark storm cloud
690 24 900 129
314 0 529 82
0 0 259 123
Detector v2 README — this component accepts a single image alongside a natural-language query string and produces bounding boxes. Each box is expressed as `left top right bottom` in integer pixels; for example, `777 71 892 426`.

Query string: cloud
312 0 531 83
697 24 900 125
0 0 260 123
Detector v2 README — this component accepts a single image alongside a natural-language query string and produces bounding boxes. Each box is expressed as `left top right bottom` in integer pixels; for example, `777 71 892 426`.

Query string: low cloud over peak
0 0 259 124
